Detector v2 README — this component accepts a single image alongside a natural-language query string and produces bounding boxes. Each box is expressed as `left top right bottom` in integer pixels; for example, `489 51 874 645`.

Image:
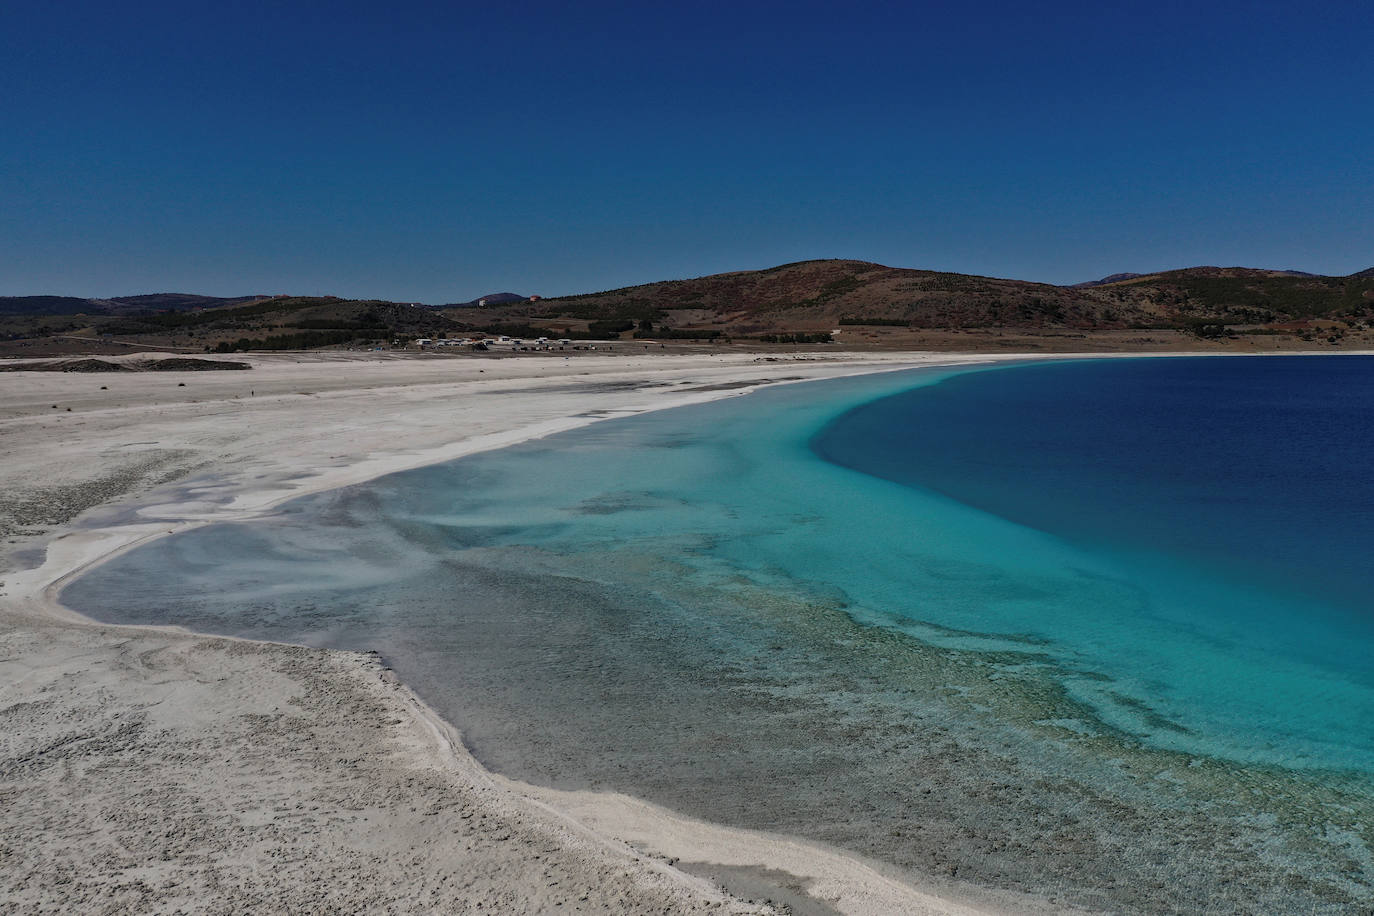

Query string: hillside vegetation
477 260 1374 338
0 293 268 316
5 261 1373 355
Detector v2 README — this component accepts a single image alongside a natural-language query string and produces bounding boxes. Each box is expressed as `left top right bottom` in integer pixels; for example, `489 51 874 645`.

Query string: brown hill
0 293 268 317
0 295 468 357
473 260 1374 336
1071 272 1147 288
1098 268 1374 324
475 259 1137 333
7 262 1374 355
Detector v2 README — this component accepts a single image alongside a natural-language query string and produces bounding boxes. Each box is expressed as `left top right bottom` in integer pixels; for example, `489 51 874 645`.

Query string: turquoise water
814 356 1374 773
64 358 1374 913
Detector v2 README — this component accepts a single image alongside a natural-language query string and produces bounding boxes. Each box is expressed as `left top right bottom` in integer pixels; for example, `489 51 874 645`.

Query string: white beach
1 349 1083 915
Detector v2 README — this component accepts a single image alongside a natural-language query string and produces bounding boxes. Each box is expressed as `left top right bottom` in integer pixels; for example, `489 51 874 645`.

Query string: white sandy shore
1 349 1098 915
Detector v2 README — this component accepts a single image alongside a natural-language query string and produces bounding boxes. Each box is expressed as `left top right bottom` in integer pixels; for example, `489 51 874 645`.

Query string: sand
0 349 1081 915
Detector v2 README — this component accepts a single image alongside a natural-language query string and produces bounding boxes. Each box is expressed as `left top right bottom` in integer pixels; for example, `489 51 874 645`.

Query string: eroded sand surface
0 350 1050 915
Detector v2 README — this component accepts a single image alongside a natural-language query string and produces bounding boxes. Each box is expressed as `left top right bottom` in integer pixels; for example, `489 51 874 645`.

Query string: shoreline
0 348 1281 913
12 352 974 624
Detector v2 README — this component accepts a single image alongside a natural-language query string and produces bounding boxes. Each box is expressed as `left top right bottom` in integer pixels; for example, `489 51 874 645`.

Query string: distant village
412 335 608 352
413 293 621 351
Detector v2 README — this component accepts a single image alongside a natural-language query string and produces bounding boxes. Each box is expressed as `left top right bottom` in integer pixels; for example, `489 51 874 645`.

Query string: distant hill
6 262 1374 354
1096 268 1374 323
1072 273 1146 288
0 296 96 316
469 260 1374 335
485 259 1109 332
0 293 268 317
1073 267 1348 288
435 292 529 309
0 293 471 356
104 293 269 312
1107 267 1327 283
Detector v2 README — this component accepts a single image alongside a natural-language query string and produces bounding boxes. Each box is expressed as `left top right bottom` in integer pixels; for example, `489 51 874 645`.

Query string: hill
0 293 268 317
476 259 1114 333
5 262 1374 356
1072 273 1146 288
122 297 466 352
0 296 96 316
471 260 1374 337
1096 268 1374 324
0 295 469 356
437 292 529 309
103 293 269 313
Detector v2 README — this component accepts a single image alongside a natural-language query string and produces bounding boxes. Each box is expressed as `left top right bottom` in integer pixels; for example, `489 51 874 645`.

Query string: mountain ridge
435 292 529 309
481 259 1374 335
0 293 270 317
5 261 1374 355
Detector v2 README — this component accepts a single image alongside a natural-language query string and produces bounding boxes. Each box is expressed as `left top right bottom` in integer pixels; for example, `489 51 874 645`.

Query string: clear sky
2 0 1371 301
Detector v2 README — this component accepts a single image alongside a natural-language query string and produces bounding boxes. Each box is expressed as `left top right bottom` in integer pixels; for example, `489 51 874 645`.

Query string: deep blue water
809 356 1374 771
815 355 1374 624
63 356 1374 913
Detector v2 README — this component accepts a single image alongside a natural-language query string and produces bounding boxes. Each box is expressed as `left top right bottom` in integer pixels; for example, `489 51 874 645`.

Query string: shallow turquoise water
810 357 1374 774
65 358 1374 913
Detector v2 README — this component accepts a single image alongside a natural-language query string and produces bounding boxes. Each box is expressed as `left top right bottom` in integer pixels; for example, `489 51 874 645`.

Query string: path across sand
1 350 1069 915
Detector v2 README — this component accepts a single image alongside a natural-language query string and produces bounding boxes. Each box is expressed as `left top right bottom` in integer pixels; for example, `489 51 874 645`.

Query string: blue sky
2 0 1371 301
